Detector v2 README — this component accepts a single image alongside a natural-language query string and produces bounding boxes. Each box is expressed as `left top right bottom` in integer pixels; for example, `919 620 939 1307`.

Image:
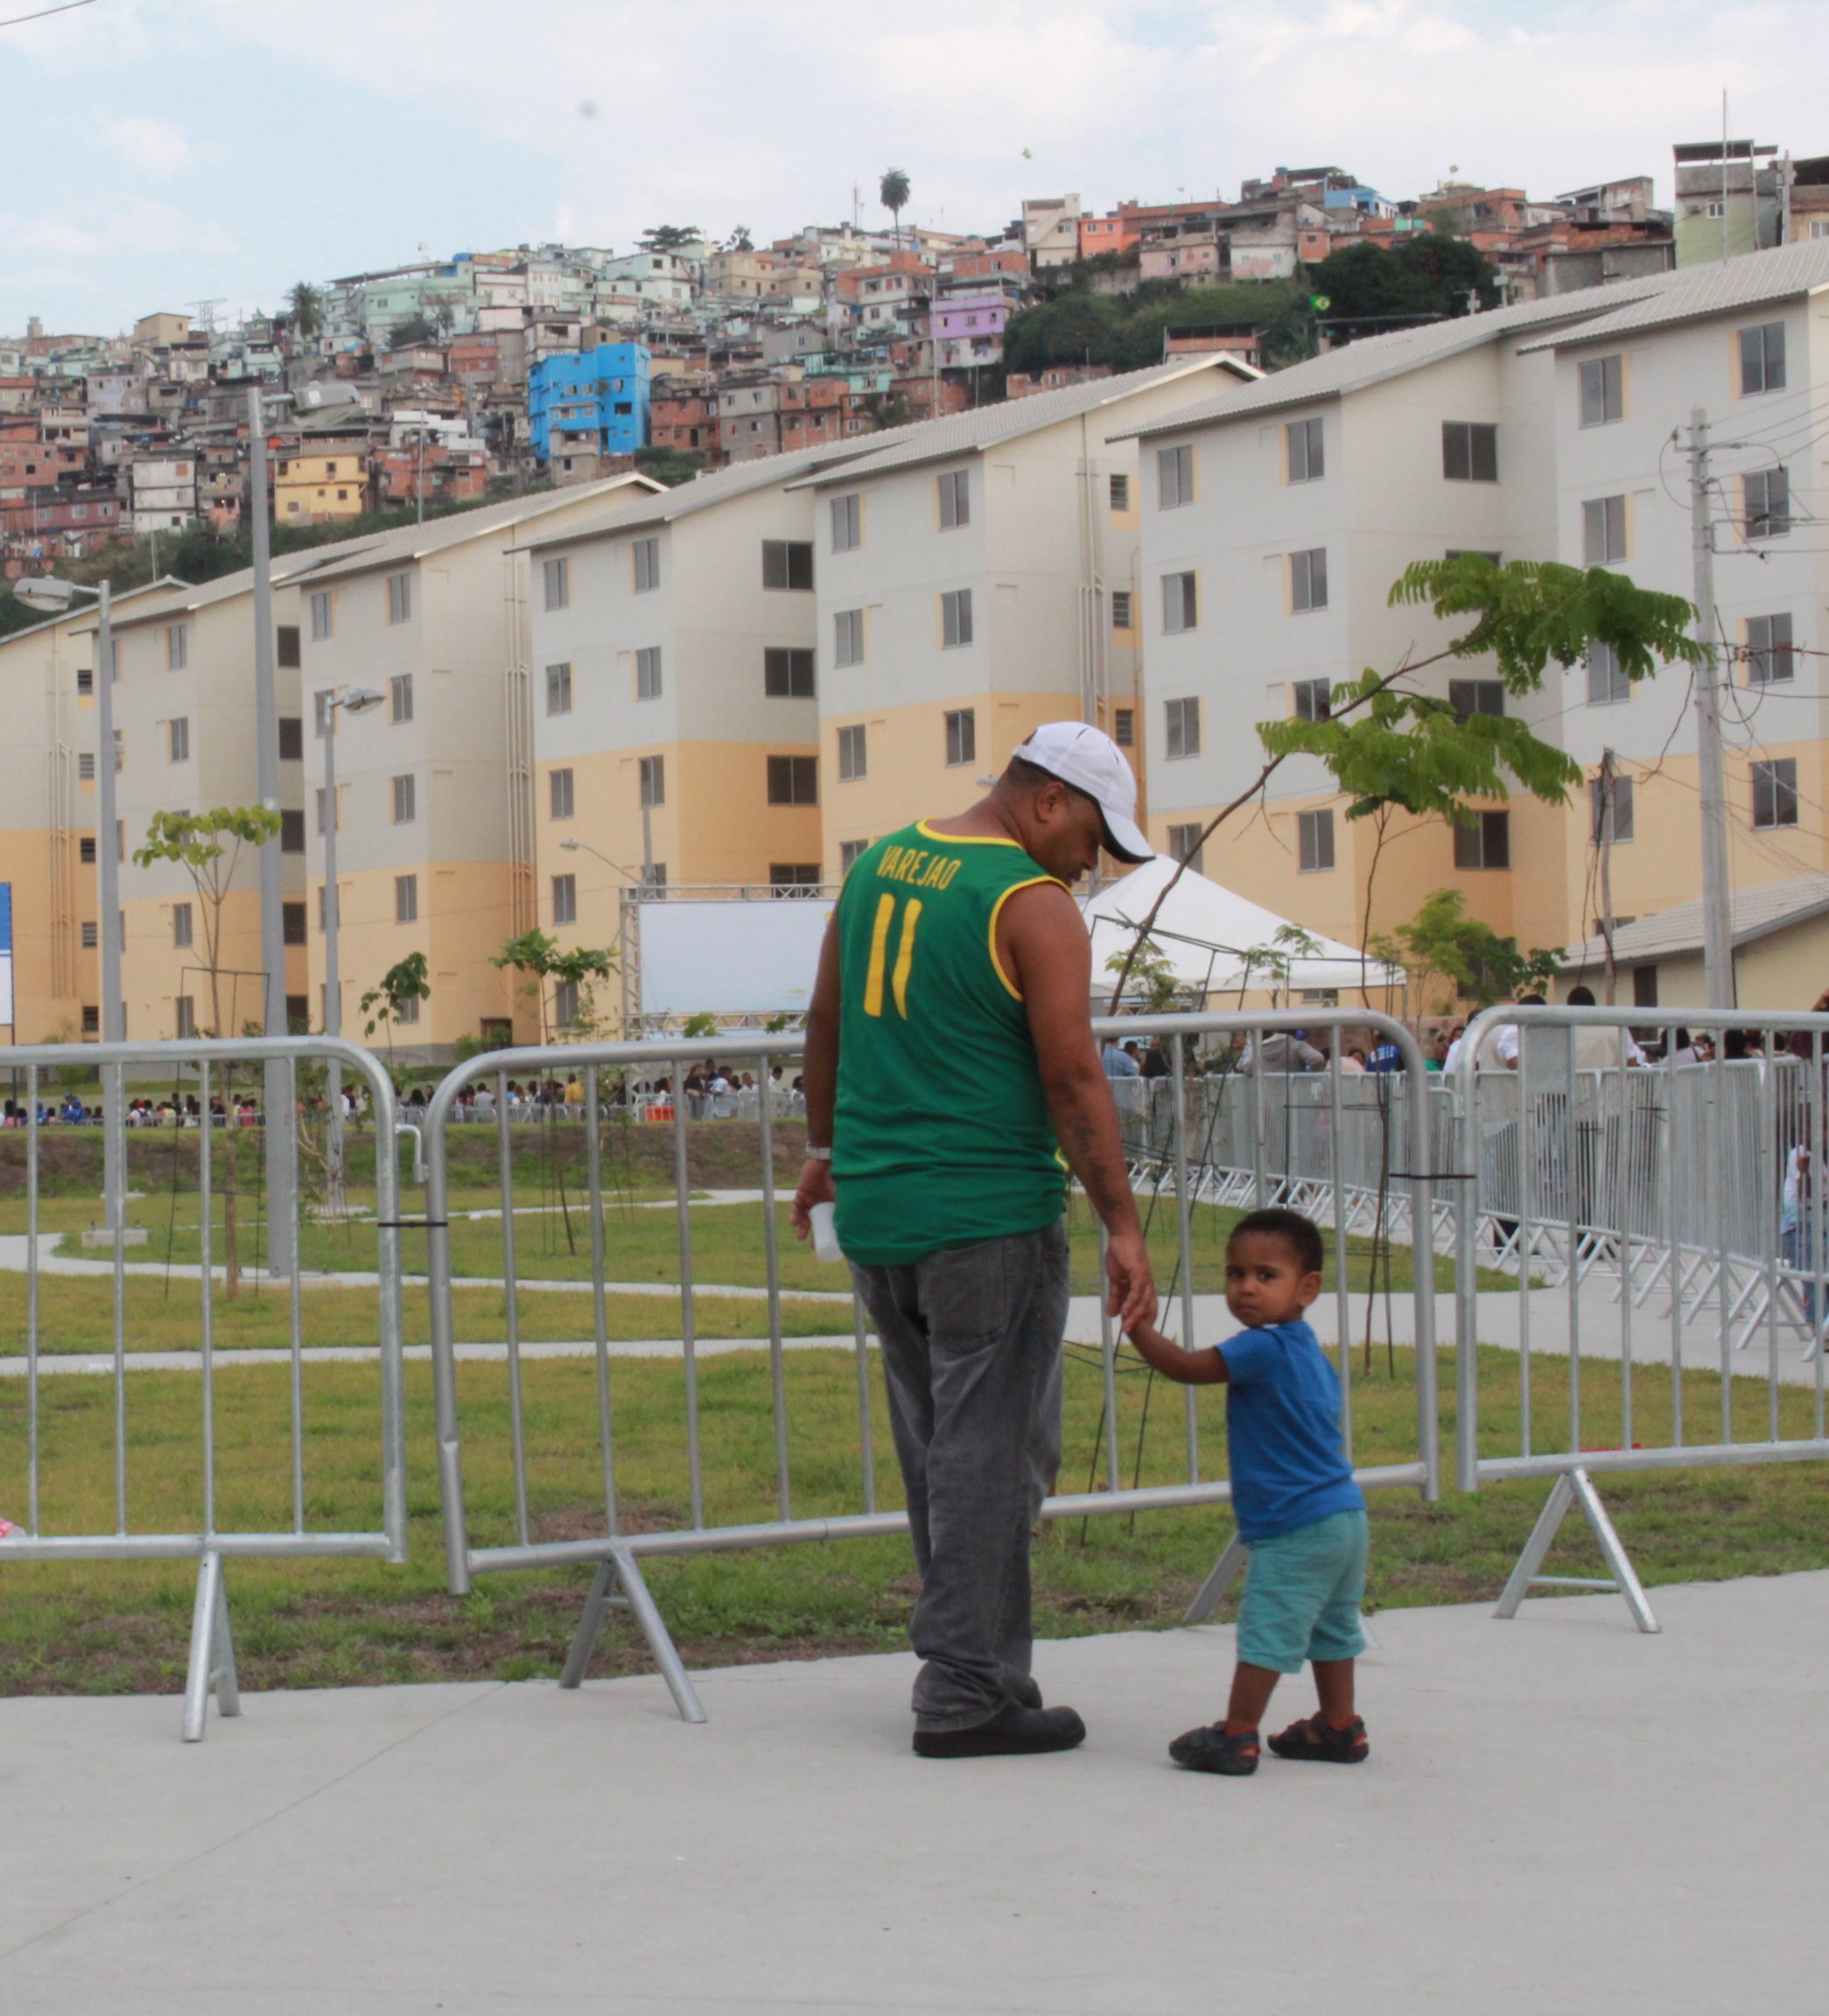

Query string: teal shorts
1237 1508 1368 1674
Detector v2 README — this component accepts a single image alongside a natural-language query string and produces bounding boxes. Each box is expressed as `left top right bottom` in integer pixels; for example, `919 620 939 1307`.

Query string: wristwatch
806 1146 832 1162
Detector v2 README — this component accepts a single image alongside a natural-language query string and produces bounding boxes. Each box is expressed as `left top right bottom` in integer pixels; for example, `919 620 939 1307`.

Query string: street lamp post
16 573 124 1229
319 685 384 1214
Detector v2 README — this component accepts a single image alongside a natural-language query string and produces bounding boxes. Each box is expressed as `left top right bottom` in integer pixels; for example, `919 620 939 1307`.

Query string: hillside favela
3 5 1828 2012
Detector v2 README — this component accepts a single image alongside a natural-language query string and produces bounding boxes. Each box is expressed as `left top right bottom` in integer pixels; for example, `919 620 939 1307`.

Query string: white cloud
102 116 193 177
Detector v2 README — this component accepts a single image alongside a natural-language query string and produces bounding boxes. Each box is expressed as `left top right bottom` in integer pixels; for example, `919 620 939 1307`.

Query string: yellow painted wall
0 826 93 1042
274 452 368 524
121 888 305 1040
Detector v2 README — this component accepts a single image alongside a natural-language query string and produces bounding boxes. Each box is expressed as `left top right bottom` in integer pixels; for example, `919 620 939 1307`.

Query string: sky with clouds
3 0 1823 335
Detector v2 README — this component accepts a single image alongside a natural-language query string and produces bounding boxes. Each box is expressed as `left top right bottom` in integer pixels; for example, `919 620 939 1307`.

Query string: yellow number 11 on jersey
864 893 922 1018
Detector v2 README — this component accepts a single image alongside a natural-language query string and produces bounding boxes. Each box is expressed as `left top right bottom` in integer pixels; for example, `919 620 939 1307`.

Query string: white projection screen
637 899 835 1018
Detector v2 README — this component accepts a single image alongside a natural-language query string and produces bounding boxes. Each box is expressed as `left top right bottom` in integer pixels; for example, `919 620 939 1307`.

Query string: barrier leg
558 1547 707 1724
1494 1467 1658 1634
1183 1534 1248 1625
182 1550 241 1742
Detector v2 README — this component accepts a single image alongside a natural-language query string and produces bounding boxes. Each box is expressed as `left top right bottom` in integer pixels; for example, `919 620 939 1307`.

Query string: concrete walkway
0 1573 1820 2012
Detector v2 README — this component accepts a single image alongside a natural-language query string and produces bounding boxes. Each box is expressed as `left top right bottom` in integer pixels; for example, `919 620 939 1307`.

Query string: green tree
286 281 325 345
640 224 702 253
1370 889 1559 1013
134 805 284 1297
1106 556 1706 1010
634 445 708 486
879 168 911 248
1104 940 1183 1016
491 929 615 1044
1307 234 1500 335
1002 278 1302 377
360 952 431 1070
389 312 439 349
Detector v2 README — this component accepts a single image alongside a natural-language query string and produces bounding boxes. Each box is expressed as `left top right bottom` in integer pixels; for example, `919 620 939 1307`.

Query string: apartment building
788 359 1258 875
272 440 375 524
1120 237 1829 1004
295 473 660 1055
0 580 186 1040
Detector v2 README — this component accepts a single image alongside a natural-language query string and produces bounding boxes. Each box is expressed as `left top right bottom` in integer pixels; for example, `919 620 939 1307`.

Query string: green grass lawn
1 1343 1825 1697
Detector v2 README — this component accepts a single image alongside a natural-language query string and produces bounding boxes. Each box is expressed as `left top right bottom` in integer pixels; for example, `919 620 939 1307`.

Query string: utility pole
1597 746 1618 1005
1685 407 1736 1010
95 579 125 1231
248 385 297 1276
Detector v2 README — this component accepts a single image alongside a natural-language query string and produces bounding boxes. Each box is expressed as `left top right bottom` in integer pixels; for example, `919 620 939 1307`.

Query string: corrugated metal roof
514 450 845 553
783 356 1259 487
1516 235 1829 352
1115 268 1686 442
0 576 193 650
1560 872 1829 970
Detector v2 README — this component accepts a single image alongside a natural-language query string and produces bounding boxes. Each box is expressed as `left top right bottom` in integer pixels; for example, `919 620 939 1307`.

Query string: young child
1126 1206 1369 1776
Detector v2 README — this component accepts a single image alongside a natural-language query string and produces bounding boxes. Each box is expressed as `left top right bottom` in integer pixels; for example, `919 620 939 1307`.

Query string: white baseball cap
1013 721 1153 864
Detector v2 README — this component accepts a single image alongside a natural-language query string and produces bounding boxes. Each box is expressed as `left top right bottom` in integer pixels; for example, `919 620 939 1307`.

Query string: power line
0 0 97 24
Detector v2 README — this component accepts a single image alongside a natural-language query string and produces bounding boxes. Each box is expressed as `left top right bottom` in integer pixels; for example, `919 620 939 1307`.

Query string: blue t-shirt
1223 1319 1365 1541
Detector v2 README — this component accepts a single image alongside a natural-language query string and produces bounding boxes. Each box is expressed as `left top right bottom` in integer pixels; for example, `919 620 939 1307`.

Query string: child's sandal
1267 1712 1369 1763
1168 1722 1259 1774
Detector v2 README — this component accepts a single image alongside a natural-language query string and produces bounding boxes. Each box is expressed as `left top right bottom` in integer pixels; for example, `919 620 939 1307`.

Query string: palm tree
879 168 911 251
287 281 324 349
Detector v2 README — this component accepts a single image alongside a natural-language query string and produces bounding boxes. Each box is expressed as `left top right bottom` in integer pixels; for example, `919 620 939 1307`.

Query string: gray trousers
849 1221 1069 1731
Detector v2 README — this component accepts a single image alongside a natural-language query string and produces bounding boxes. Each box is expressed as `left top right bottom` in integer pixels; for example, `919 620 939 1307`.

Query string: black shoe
1267 1712 1369 1763
1006 1672 1043 1710
913 1701 1086 1758
1168 1722 1259 1774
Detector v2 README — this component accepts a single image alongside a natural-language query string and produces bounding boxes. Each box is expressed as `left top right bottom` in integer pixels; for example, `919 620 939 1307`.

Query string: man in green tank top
793 723 1159 1757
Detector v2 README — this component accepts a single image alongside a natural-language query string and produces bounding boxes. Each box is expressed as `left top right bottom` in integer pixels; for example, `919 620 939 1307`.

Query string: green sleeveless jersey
832 819 1069 1265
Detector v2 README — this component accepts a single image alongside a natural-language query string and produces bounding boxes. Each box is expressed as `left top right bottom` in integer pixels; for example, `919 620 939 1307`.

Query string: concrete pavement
0 1572 1821 2013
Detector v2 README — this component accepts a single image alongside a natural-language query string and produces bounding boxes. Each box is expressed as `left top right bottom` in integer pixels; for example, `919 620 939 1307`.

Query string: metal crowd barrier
1450 1006 1829 1633
423 1009 1439 1723
0 1037 406 1738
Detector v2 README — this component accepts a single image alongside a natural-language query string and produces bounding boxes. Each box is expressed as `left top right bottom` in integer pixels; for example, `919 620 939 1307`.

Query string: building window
1161 571 1198 634
765 647 816 698
281 808 306 852
391 774 417 823
945 708 977 766
81 920 97 949
1752 758 1798 830
769 864 821 892
271 715 302 763
1111 589 1133 630
172 901 193 948
387 571 412 624
551 978 578 1028
1113 707 1135 747
1747 612 1797 684
1453 809 1511 869
543 556 570 611
839 838 869 872
1579 354 1624 427
762 539 814 591
165 623 187 670
1739 322 1786 396
827 607 864 668
175 998 195 1040
1442 421 1498 483
545 662 573 714
1167 822 1204 873
1165 695 1201 760
395 873 418 923
80 836 96 864
1157 443 1195 509
76 668 93 696
395 992 419 1026
837 724 867 781
1286 416 1323 483
632 536 660 592
1109 472 1131 512
310 590 333 640
937 468 970 529
635 646 662 699
550 767 574 819
1290 548 1328 612
1587 641 1630 704
1298 808 1335 873
1590 775 1635 845
283 900 307 946
1744 467 1790 541
78 752 95 780
639 754 664 807
1448 679 1504 720
1293 678 1331 722
316 786 340 834
1582 495 1628 564
277 626 301 670
551 873 578 925
112 728 123 772
1633 964 1658 1007
830 493 862 551
767 754 818 805
941 588 973 648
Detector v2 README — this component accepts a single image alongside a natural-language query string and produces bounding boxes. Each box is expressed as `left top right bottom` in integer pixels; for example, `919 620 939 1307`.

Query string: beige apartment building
789 360 1257 874
1122 237 1829 1007
296 474 660 1054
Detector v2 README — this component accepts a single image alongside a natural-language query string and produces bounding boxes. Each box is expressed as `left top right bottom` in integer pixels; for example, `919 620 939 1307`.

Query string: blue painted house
528 343 651 462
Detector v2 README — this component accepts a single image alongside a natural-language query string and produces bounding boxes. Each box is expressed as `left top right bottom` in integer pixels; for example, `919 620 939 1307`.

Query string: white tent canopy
1082 858 1405 1002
